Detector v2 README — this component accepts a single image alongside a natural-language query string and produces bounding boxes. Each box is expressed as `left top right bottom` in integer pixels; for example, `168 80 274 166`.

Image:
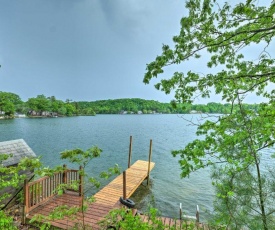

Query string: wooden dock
94 160 155 206
24 160 155 229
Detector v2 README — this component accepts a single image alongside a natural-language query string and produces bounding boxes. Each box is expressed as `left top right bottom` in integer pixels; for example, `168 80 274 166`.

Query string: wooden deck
26 160 155 229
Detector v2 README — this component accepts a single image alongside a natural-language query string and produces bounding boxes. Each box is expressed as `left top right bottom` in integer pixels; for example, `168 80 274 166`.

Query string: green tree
64 103 76 116
1 101 15 117
144 0 275 229
58 106 67 116
0 154 41 229
0 92 22 105
50 100 63 113
48 96 59 112
26 95 50 115
81 108 95 116
0 92 22 117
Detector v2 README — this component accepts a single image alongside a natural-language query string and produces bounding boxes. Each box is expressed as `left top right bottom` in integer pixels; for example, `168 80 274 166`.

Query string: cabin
0 139 37 209
27 110 58 117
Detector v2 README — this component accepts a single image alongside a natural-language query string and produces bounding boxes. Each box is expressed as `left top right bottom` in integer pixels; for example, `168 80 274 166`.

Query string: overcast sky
0 1 271 104
0 0 187 102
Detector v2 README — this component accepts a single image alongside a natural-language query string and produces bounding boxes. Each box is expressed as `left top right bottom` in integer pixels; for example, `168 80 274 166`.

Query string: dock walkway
94 160 155 206
25 160 155 229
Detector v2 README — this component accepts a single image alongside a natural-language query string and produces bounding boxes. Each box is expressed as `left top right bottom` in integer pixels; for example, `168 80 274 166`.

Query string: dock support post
179 203 182 229
147 139 153 186
128 136 132 168
179 203 182 220
123 171 126 200
79 166 83 197
22 179 29 224
196 205 200 224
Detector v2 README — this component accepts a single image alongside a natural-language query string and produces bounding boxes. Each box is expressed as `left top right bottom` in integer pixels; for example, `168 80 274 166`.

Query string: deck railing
23 165 82 216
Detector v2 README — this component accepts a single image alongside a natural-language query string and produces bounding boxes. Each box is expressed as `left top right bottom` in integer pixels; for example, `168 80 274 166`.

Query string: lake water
0 114 214 219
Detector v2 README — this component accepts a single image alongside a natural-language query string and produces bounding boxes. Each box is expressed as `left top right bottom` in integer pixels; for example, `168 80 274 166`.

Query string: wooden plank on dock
26 160 155 229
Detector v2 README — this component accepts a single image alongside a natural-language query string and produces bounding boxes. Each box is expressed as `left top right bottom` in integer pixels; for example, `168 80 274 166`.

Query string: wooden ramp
25 160 155 229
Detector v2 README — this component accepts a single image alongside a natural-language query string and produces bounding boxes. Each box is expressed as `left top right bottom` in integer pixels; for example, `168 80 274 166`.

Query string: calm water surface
0 115 214 219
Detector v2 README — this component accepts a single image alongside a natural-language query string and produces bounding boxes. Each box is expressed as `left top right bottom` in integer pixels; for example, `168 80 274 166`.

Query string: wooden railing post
22 179 29 224
147 139 153 186
63 164 67 184
128 136 133 168
79 166 83 197
123 171 126 200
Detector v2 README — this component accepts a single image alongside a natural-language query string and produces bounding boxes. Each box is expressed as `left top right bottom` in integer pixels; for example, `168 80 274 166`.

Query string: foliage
0 91 22 117
0 210 17 230
0 181 16 230
77 98 259 114
60 146 102 168
100 207 207 230
0 154 40 207
143 0 275 229
0 153 41 229
210 163 275 229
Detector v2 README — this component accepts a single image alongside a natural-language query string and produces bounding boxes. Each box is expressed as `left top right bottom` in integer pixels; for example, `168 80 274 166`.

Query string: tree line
78 98 259 114
0 92 81 117
0 91 260 118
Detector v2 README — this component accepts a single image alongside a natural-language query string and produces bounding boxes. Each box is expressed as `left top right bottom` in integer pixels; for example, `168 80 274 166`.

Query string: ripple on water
1 115 216 220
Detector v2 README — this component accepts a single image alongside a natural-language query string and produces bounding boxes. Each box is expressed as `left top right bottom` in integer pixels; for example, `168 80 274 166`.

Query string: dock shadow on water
130 180 155 212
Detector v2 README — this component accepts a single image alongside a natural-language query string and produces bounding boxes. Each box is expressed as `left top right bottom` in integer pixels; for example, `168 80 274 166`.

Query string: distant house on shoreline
0 139 37 208
27 110 58 117
189 110 202 114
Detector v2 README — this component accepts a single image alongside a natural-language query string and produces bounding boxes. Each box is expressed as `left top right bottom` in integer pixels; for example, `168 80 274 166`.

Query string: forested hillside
78 98 258 114
0 91 259 117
